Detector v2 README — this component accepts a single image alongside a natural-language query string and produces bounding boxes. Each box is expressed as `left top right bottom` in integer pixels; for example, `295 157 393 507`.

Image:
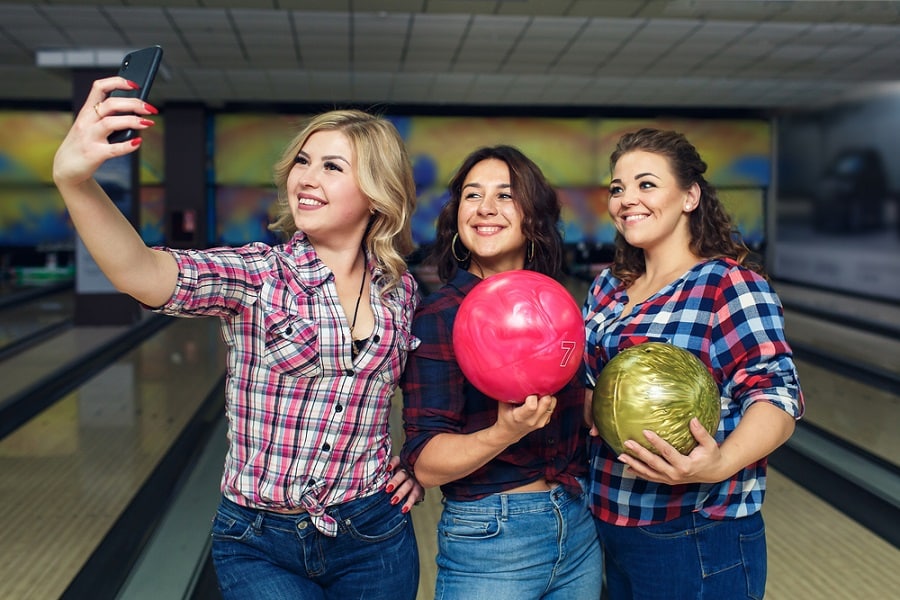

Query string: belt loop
500 494 509 521
252 510 265 534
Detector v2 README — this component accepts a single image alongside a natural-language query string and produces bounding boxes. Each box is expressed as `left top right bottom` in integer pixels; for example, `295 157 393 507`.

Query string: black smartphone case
108 45 163 144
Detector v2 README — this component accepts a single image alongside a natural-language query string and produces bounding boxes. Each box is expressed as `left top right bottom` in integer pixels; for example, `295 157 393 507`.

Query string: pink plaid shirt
154 232 419 535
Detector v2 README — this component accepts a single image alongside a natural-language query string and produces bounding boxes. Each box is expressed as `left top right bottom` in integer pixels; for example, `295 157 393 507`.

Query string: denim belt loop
252 510 265 534
500 493 509 521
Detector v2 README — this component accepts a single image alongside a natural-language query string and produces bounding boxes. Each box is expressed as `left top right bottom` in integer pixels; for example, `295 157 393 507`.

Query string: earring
451 233 470 262
526 240 535 263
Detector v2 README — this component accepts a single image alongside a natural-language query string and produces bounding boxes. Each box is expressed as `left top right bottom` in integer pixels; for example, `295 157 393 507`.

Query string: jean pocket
341 498 410 543
440 513 502 541
740 525 767 600
210 510 254 542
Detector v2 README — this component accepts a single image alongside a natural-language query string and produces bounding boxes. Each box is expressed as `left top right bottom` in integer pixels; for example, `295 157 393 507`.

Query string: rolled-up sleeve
712 269 804 420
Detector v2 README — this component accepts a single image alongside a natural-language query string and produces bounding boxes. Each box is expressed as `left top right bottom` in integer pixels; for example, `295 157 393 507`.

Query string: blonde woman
53 76 423 600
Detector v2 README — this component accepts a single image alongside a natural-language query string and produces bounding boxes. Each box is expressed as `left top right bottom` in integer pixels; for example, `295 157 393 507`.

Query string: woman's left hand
385 456 425 513
616 418 726 485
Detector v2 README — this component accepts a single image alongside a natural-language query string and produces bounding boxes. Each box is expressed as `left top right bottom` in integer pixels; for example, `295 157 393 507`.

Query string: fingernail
386 463 393 472
390 496 400 505
144 103 159 115
401 506 410 514
127 80 140 89
385 484 395 493
130 138 142 147
139 119 154 126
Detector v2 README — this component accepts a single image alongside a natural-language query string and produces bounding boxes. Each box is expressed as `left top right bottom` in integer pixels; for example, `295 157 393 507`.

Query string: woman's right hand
495 393 557 444
52 76 157 188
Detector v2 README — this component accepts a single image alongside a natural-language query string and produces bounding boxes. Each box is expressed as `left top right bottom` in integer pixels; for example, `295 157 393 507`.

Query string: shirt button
286 326 293 335
373 334 381 343
322 442 331 452
345 368 355 377
297 521 308 530
335 405 343 412
547 438 556 446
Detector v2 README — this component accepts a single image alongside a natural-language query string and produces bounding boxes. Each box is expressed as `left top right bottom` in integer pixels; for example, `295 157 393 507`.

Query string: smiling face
286 129 372 245
456 158 528 278
608 150 700 256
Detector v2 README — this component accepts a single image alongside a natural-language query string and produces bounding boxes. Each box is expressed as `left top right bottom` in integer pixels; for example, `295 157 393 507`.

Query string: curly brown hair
609 128 764 286
430 145 565 283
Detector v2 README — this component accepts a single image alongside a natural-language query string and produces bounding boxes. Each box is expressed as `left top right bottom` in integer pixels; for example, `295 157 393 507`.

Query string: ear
683 182 701 213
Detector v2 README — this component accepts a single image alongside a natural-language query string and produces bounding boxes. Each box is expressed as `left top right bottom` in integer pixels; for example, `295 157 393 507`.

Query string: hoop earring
451 233 470 263
526 240 535 263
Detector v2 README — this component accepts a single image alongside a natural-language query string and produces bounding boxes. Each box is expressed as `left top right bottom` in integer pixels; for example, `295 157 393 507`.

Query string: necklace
349 265 367 357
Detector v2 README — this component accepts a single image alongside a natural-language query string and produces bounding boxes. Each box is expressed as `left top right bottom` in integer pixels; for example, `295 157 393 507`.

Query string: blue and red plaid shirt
400 269 589 501
583 258 804 526
153 231 419 536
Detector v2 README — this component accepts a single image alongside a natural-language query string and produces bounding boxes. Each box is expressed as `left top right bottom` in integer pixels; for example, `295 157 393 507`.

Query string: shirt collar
287 230 382 290
449 268 482 296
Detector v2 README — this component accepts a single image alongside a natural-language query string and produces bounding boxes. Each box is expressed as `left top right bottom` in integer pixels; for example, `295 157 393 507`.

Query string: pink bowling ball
453 270 585 403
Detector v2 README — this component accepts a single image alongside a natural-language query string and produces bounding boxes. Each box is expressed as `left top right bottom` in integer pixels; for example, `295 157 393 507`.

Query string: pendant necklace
349 266 367 357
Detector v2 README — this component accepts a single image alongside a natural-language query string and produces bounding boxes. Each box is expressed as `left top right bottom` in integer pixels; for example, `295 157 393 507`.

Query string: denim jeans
210 493 419 600
434 481 602 600
595 511 767 600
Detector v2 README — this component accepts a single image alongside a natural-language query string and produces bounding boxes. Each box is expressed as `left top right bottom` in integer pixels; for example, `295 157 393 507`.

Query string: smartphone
107 45 163 144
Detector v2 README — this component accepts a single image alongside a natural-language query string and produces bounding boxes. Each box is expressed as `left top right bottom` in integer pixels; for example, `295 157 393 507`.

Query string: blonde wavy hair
270 110 416 293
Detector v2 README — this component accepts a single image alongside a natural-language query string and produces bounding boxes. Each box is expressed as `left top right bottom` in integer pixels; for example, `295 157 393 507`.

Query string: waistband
219 490 383 525
442 477 585 517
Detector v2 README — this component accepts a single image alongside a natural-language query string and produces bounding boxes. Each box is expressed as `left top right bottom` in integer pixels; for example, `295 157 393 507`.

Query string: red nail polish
127 79 140 89
401 506 409 514
390 496 399 505
139 119 154 126
130 138 142 147
385 484 394 493
144 103 159 115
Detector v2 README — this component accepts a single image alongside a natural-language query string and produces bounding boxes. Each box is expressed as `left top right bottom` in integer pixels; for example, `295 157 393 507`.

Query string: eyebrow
462 182 511 190
297 150 351 166
609 172 659 184
323 154 351 165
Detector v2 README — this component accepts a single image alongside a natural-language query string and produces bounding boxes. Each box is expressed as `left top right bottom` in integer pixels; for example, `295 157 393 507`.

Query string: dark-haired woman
583 128 804 599
401 146 602 599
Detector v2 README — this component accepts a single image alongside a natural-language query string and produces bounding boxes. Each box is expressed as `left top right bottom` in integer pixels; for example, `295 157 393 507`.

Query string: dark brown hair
430 145 564 282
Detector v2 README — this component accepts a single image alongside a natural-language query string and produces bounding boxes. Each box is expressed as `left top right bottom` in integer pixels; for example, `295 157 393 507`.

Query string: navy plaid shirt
401 269 590 501
584 258 804 525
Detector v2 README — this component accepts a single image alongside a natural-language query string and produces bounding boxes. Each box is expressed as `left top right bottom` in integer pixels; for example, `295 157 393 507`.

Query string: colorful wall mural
1 110 768 255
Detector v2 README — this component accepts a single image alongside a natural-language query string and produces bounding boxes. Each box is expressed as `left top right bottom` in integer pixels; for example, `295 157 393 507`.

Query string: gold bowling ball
592 342 720 456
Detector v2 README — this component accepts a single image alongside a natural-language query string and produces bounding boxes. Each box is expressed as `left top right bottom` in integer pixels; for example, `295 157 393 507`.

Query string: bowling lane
0 288 73 356
763 467 900 598
0 316 226 600
791 356 898 466
783 308 900 379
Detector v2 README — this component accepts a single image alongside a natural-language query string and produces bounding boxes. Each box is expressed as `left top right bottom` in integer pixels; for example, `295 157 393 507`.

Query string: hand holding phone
107 45 163 144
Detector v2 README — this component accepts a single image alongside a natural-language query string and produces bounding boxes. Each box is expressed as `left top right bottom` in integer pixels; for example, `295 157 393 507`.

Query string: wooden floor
0 277 897 599
0 317 226 600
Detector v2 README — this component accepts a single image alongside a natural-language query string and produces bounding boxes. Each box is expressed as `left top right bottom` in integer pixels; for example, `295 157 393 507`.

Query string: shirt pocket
262 309 322 378
374 330 419 384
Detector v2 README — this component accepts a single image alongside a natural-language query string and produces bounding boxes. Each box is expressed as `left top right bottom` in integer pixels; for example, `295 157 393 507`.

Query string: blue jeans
595 511 767 600
210 493 419 600
435 482 602 599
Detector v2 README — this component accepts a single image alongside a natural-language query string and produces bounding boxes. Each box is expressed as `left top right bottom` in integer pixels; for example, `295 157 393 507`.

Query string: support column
71 69 143 326
163 104 208 249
